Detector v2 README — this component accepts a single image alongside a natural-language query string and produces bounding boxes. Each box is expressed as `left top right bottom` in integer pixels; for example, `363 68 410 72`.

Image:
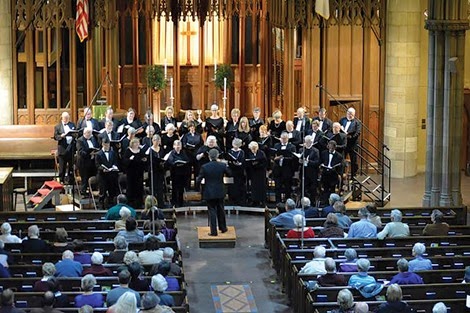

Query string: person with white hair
53 111 77 184
195 135 224 176
302 197 320 218
348 258 376 289
322 193 341 217
272 132 297 203
161 123 179 156
161 247 182 276
108 235 129 264
432 302 447 313
339 248 358 272
245 141 268 207
377 209 409 239
299 245 327 275
285 120 302 148
33 263 56 292
332 288 354 313
82 252 112 277
389 258 424 285
139 292 174 313
408 242 432 272
269 198 303 229
54 250 83 277
325 123 347 154
268 110 286 142
74 274 104 308
300 135 320 202
76 127 99 195
334 201 352 229
286 214 315 239
339 107 361 177
293 107 311 134
115 207 132 231
318 257 346 287
151 274 175 307
0 223 21 243
107 291 138 313
354 302 369 313
22 225 50 253
204 104 225 150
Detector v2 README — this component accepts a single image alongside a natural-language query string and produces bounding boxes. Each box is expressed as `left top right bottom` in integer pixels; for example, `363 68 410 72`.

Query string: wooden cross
181 22 197 66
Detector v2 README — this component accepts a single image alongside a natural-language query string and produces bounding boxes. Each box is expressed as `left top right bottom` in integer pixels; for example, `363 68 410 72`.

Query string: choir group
53 104 361 210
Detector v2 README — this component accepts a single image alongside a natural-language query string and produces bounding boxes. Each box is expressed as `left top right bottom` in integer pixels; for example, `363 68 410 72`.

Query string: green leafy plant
214 64 234 90
146 65 167 91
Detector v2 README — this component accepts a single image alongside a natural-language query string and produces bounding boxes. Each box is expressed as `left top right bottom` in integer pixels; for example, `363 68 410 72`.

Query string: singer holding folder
76 128 99 195
166 140 190 208
272 132 296 203
54 112 77 184
95 137 119 207
320 140 343 199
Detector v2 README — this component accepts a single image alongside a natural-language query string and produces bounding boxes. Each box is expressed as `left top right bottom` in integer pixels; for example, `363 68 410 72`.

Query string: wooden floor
197 226 237 248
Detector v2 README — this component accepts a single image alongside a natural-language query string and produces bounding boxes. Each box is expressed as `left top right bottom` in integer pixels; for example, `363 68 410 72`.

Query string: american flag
75 0 89 42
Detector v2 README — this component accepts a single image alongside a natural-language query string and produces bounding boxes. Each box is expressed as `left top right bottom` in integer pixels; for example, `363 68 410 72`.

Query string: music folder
64 128 82 136
110 135 126 144
102 164 119 172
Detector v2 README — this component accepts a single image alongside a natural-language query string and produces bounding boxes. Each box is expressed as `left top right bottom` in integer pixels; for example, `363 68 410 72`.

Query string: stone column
423 0 469 206
0 1 13 125
384 0 421 178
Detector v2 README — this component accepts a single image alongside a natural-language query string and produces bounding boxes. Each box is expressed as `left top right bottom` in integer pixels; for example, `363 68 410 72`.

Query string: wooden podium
197 226 236 248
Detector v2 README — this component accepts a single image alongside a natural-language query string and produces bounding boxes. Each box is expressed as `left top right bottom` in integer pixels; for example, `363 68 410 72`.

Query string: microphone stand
300 116 306 249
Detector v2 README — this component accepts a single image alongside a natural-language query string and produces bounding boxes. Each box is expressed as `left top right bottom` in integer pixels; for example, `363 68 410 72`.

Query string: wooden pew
0 125 56 160
0 209 176 222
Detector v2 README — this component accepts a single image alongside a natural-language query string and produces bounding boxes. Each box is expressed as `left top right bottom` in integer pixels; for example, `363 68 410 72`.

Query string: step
360 175 371 185
37 189 51 196
44 181 63 190
29 196 44 205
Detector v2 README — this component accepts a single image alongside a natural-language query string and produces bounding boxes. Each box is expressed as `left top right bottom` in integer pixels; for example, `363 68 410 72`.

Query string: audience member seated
348 258 376 288
30 291 64 313
74 274 105 308
0 289 26 313
0 263 9 278
156 261 180 291
118 251 141 273
318 257 347 287
269 198 303 229
128 262 150 292
117 217 144 243
321 193 341 217
331 289 355 313
318 213 345 238
462 266 470 283
34 263 57 292
339 248 358 272
432 302 447 313
334 201 352 229
408 242 432 272
143 221 167 242
51 228 72 253
82 252 113 276
141 195 165 220
299 246 327 275
377 209 409 239
347 208 377 238
105 194 137 220
355 302 369 313
389 258 424 285
151 247 181 277
48 277 70 308
0 240 12 267
302 197 320 218
22 225 50 253
107 291 138 313
375 284 413 313
0 222 21 243
106 270 141 307
151 274 175 307
422 209 449 236
55 250 83 277
108 236 128 264
139 292 175 313
139 236 164 265
286 214 315 239
73 240 92 265
78 305 93 313
115 207 132 231
365 203 382 228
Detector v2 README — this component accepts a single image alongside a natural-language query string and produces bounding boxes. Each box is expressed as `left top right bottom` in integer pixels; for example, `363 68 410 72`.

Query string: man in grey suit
197 149 232 236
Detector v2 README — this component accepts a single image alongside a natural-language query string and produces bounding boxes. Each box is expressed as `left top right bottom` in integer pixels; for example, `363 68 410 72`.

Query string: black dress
166 150 190 207
227 148 245 205
179 120 203 136
118 118 143 137
181 131 204 188
162 134 179 156
123 148 147 209
245 150 268 204
148 147 166 208
236 131 252 154
268 120 286 143
205 117 225 150
225 120 239 152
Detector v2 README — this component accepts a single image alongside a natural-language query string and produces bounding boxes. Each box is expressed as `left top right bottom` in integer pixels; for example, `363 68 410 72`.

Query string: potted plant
214 64 234 90
146 65 167 92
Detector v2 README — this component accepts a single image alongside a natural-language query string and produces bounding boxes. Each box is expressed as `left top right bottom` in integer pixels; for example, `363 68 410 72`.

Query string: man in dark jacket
196 149 232 236
0 289 26 313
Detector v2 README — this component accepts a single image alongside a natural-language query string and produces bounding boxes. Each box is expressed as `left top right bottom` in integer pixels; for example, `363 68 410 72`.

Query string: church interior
0 0 469 312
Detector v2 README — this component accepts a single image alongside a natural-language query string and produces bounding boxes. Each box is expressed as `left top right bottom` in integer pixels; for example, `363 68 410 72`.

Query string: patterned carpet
211 284 258 313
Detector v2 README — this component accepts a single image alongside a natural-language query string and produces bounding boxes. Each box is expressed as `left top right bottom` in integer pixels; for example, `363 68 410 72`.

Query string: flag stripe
76 0 89 42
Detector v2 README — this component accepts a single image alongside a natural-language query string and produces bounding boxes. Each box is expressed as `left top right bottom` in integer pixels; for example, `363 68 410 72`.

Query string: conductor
196 149 232 236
